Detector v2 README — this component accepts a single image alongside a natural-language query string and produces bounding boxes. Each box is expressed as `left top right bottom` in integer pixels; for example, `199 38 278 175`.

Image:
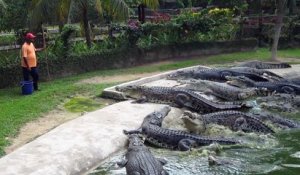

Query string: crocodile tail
247 115 275 133
215 101 252 109
260 123 275 133
238 61 291 69
212 138 240 145
260 62 291 69
194 135 240 146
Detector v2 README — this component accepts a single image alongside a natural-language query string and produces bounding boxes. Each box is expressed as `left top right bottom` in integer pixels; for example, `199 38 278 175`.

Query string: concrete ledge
0 102 172 175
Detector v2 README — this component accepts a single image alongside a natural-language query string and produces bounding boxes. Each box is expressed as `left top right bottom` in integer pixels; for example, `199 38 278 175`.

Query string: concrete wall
0 39 257 88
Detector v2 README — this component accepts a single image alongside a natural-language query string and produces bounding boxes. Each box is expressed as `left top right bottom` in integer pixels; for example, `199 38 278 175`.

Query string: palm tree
0 0 6 10
30 0 159 48
30 0 71 32
30 0 130 48
271 0 287 61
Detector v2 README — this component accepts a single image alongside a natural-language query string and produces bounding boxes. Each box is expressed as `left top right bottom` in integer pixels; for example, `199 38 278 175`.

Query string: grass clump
64 97 103 113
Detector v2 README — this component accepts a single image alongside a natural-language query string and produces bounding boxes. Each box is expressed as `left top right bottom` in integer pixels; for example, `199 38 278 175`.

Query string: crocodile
181 110 274 134
116 85 252 114
117 134 168 175
226 76 300 95
167 68 269 82
281 76 300 86
251 111 300 129
257 93 300 112
230 67 283 81
124 107 240 151
178 79 270 101
235 60 291 69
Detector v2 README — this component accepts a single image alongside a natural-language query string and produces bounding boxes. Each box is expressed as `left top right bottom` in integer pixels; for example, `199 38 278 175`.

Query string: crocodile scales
116 85 251 113
167 68 269 82
251 111 300 129
124 106 240 151
181 110 275 134
117 134 168 175
235 60 291 69
226 76 300 95
230 67 283 81
178 79 269 101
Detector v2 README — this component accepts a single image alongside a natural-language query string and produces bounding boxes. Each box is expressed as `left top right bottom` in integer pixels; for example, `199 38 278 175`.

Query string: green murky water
89 113 300 175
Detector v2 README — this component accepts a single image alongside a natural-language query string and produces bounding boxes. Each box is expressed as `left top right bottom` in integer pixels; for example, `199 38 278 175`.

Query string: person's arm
35 47 44 52
23 57 31 70
36 32 46 52
21 45 30 70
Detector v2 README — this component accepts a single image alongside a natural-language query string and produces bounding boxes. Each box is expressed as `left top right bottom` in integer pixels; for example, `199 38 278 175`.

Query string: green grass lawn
0 48 299 156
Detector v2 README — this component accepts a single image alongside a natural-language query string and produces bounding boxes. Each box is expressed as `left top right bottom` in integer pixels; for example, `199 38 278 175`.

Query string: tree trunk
271 0 287 61
67 0 74 24
138 4 145 24
82 6 91 48
59 21 64 33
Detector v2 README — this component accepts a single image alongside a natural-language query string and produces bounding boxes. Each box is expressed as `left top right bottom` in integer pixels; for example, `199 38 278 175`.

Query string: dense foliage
120 8 239 49
0 0 30 32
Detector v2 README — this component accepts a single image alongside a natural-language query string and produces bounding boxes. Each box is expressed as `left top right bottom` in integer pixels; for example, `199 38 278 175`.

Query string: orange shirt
21 42 37 68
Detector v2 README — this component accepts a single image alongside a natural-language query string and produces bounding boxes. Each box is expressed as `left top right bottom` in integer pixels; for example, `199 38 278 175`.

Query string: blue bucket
21 81 33 95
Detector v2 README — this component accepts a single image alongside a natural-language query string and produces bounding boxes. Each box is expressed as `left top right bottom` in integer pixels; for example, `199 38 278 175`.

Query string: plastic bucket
21 81 33 95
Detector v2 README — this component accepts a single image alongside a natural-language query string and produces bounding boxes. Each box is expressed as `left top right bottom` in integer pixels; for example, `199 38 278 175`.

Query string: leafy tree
125 0 159 9
30 0 159 48
271 0 287 61
0 0 6 9
0 0 30 32
30 0 130 48
0 0 6 19
30 0 71 32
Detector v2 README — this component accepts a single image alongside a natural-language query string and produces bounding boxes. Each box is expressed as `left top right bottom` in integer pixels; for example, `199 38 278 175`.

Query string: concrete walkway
0 101 170 175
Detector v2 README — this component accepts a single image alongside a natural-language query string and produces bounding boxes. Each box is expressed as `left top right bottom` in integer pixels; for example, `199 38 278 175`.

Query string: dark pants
22 67 39 90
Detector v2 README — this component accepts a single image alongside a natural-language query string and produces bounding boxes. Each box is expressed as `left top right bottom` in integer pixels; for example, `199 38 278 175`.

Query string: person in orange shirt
21 32 44 91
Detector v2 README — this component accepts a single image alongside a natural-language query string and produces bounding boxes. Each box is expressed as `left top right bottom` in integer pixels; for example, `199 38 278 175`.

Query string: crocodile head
167 70 194 80
225 76 255 88
127 134 145 150
238 89 257 99
115 85 143 99
181 111 206 134
143 106 171 127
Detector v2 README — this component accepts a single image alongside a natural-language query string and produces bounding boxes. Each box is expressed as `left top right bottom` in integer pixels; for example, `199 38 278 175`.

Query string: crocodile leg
175 93 191 107
117 158 128 167
220 71 233 78
282 86 296 95
233 117 248 132
133 96 148 103
157 158 168 165
123 129 143 135
178 139 197 151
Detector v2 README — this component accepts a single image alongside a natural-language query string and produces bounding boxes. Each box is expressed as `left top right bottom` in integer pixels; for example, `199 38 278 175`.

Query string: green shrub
0 35 16 46
133 8 238 49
